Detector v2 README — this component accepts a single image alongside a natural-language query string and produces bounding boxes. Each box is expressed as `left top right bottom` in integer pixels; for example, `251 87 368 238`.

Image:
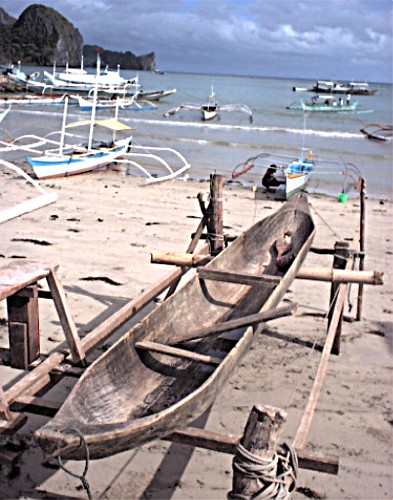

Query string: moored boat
288 95 359 112
35 194 315 459
292 80 377 96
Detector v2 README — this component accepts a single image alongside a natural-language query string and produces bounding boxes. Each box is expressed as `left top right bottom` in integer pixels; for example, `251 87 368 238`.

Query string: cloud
2 0 392 81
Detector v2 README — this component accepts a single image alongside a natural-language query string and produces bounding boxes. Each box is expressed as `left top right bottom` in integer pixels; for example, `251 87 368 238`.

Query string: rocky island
0 4 156 70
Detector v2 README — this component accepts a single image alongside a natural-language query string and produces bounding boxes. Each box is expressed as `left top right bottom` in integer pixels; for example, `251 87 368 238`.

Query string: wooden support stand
207 174 225 255
229 405 288 499
7 285 39 369
356 177 366 321
327 241 350 356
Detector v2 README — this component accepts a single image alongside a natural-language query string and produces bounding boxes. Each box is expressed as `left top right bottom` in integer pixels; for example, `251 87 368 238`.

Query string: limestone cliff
83 45 156 71
0 4 83 65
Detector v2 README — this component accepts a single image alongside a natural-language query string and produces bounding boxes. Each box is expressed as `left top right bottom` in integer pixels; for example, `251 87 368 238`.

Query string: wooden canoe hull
35 195 315 460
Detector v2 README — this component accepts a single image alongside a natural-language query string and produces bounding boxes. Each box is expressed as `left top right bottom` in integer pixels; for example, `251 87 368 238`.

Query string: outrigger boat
74 94 156 113
0 94 66 106
232 149 315 200
0 57 190 182
293 80 377 96
360 123 393 142
164 86 253 122
35 194 315 459
287 95 359 112
0 106 10 124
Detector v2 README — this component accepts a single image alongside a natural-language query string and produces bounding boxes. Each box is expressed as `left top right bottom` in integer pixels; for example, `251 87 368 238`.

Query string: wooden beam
197 268 281 286
165 427 339 475
171 304 297 344
7 284 40 369
46 270 86 365
293 280 348 451
328 242 350 355
357 177 366 321
11 395 60 418
135 340 221 366
207 174 225 255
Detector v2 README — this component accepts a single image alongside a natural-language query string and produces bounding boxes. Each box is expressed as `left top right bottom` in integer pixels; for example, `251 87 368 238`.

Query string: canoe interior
35 194 314 459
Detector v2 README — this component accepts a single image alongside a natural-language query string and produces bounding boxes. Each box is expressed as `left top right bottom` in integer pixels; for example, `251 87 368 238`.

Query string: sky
2 0 392 82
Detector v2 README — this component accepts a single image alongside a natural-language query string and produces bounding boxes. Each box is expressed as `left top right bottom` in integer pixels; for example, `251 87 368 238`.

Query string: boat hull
28 139 131 179
35 195 315 459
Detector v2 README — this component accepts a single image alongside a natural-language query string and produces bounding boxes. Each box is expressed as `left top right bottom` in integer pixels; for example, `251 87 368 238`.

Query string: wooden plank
166 427 339 475
46 269 86 365
135 340 221 366
0 260 55 301
293 281 348 450
357 177 366 320
0 385 12 420
170 303 297 344
11 395 60 417
197 267 281 286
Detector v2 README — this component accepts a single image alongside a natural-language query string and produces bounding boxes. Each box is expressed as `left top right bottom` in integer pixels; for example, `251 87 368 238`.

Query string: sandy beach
0 169 392 499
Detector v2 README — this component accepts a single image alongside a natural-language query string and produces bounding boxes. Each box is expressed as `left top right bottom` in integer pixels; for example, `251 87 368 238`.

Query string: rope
57 428 93 500
228 442 298 499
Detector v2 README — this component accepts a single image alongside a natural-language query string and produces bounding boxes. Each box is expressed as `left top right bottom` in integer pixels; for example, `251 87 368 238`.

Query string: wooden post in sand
356 177 366 321
228 405 287 499
207 174 225 255
328 241 350 355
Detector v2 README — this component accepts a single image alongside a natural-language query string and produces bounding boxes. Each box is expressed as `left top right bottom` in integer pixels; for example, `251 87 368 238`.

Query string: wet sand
0 170 392 499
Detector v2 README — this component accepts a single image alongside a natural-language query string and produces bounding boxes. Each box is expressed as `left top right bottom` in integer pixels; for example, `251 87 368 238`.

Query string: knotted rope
57 428 93 500
229 442 298 500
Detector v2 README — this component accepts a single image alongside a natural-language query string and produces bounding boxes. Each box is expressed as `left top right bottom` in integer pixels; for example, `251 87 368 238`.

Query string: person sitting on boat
262 165 281 192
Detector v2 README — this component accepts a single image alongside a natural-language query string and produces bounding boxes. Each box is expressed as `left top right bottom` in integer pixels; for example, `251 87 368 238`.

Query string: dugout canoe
35 194 315 460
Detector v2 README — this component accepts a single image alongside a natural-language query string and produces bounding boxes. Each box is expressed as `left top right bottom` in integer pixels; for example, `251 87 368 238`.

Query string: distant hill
83 45 155 71
0 4 156 70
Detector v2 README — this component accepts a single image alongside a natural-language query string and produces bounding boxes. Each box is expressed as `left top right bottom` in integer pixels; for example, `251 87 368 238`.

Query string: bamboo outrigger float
35 194 315 459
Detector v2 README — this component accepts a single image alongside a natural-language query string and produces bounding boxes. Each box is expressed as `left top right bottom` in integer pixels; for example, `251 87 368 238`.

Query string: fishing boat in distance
360 123 393 142
293 80 377 96
164 86 253 122
287 95 359 112
35 194 315 460
232 149 315 200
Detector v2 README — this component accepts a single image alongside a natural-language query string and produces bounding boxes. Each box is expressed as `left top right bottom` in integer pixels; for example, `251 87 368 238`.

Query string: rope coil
229 442 298 499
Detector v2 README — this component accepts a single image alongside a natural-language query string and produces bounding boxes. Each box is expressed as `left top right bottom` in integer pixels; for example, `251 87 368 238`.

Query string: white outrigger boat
74 94 156 113
164 86 253 122
0 56 190 183
0 158 57 223
0 106 10 124
232 149 315 200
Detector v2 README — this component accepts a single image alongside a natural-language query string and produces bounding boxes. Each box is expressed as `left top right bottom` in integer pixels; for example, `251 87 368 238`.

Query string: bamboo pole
135 340 221 365
296 267 383 285
293 280 348 451
151 252 212 267
356 177 366 320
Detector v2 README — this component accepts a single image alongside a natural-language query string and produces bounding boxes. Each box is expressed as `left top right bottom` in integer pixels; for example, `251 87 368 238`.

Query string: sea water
3 68 392 199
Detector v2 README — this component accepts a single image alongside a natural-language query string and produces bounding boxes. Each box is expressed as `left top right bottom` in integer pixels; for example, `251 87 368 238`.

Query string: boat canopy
65 118 133 131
